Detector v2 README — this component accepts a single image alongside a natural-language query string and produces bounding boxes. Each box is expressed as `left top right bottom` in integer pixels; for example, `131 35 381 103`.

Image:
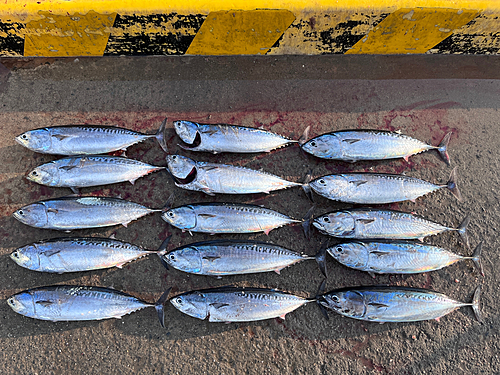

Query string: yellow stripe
24 11 116 56
186 10 295 55
346 8 480 54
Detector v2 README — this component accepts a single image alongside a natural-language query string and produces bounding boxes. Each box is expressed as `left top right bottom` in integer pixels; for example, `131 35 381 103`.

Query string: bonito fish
12 196 161 230
10 237 169 273
305 168 461 204
167 155 301 195
327 241 483 277
159 237 326 277
15 119 168 155
169 286 311 322
174 120 296 153
318 285 481 323
27 156 165 193
300 129 451 165
162 202 300 235
7 285 170 326
312 209 469 246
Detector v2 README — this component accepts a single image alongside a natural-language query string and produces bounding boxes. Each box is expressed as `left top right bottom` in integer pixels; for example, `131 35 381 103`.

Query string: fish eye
7 298 14 305
175 297 182 305
323 217 330 223
172 155 177 160
31 171 38 176
169 254 176 260
310 141 316 147
335 246 343 253
319 179 325 184
331 295 340 303
167 211 174 218
12 251 19 258
21 134 27 139
18 210 24 216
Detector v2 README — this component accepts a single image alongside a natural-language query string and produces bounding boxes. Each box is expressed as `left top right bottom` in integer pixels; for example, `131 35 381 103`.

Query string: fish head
301 134 341 159
7 291 35 318
162 206 197 230
166 155 197 183
10 245 40 270
320 290 366 319
174 121 199 145
12 203 49 228
163 247 202 273
170 291 208 320
26 163 60 186
327 242 369 268
310 175 347 198
15 129 52 153
313 211 355 237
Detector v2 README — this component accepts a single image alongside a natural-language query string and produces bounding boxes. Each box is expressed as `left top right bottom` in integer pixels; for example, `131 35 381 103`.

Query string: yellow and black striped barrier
0 0 498 56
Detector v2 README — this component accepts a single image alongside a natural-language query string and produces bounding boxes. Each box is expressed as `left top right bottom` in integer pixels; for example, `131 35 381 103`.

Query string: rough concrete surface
0 55 498 374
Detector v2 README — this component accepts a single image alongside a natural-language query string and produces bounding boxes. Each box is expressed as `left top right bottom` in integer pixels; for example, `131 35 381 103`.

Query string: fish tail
471 241 484 277
298 126 310 146
162 193 175 212
315 280 329 320
471 285 482 323
156 118 169 152
155 287 172 328
314 240 329 278
302 205 315 240
436 131 452 166
156 235 172 270
456 215 470 249
446 167 462 202
301 171 314 202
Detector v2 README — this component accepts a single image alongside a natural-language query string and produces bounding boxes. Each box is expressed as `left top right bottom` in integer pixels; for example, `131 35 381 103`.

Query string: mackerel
167 154 301 195
318 285 482 323
311 209 470 246
174 120 296 153
305 168 461 204
158 237 327 277
7 285 170 326
162 202 300 235
12 196 161 230
11 237 168 273
328 241 483 276
15 118 168 155
169 286 311 322
300 129 451 165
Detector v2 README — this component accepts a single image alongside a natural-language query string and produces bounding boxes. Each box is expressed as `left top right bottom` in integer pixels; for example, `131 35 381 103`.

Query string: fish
158 237 327 277
12 196 161 230
300 129 451 165
10 237 170 273
7 285 170 326
304 167 462 204
174 120 296 153
327 241 483 277
27 155 165 193
311 209 470 246
169 286 311 322
161 202 301 235
166 154 301 195
318 285 482 323
15 118 168 155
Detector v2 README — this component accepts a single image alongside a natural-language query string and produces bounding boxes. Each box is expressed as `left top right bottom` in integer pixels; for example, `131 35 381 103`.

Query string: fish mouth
171 167 197 185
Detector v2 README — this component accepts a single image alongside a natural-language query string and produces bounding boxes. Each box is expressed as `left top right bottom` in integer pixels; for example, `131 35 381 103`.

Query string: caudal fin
437 132 452 166
315 280 329 320
470 241 484 277
162 193 175 212
457 215 470 249
446 167 462 202
302 206 315 240
156 118 169 153
315 241 328 278
298 126 310 146
471 285 482 323
155 287 172 328
301 172 314 202
156 235 172 270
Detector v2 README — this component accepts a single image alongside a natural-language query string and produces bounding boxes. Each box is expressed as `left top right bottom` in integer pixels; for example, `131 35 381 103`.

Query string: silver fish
162 202 300 235
15 118 168 155
170 286 311 322
174 120 296 153
27 156 165 192
312 209 469 246
7 285 169 326
328 241 483 277
300 129 451 165
305 168 461 204
10 237 167 273
159 237 326 276
318 286 481 323
166 155 301 195
12 196 160 230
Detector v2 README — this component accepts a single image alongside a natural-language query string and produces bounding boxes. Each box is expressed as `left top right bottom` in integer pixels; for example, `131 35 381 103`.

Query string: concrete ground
0 55 498 374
